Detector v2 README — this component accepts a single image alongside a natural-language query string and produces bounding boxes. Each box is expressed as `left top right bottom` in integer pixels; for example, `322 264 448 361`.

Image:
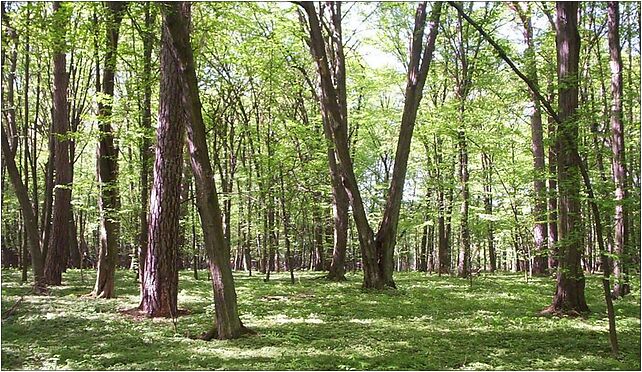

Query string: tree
44 1 72 286
546 1 589 314
92 1 127 298
301 1 442 289
162 1 250 339
607 0 630 299
139 3 184 317
1 125 46 292
513 2 548 275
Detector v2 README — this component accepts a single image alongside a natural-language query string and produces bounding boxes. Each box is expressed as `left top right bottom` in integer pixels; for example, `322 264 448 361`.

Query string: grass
1 268 640 370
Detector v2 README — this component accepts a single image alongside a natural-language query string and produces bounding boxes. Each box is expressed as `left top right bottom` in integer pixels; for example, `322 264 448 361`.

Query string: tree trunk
482 153 496 272
302 1 442 289
325 132 349 281
138 2 155 284
607 1 629 299
1 127 46 292
92 1 126 298
514 3 548 275
546 1 589 314
163 1 248 339
279 167 296 284
139 15 183 316
44 2 72 286
457 128 470 278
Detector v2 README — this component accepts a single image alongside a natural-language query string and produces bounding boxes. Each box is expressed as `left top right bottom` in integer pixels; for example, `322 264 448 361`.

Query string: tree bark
139 14 183 316
1 126 46 293
514 2 548 275
546 1 589 314
607 1 629 299
482 153 496 272
44 1 72 286
138 2 155 284
163 1 248 339
93 1 126 298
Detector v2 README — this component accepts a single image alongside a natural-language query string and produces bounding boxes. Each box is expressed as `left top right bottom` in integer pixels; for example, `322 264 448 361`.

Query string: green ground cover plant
1 269 639 370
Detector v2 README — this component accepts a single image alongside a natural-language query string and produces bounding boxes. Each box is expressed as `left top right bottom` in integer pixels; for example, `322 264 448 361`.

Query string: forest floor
1 269 640 370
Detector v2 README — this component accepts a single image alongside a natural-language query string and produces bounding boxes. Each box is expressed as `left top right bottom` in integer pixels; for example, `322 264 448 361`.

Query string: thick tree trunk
546 2 589 314
607 1 629 299
139 10 184 317
141 83 182 310
44 2 72 286
163 1 248 339
92 2 126 298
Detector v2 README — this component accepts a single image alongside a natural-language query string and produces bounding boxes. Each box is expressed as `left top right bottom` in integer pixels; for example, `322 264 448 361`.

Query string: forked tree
300 1 442 289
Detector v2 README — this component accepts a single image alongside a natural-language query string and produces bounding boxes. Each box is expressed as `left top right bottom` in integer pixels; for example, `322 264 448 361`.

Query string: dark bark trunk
140 16 183 316
163 1 248 339
93 1 126 298
546 2 589 314
607 1 629 299
44 2 72 286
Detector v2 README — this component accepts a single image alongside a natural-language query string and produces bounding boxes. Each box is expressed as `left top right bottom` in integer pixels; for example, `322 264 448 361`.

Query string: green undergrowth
1 269 640 370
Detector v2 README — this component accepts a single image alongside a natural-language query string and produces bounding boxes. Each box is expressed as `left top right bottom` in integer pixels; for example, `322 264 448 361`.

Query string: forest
0 1 640 370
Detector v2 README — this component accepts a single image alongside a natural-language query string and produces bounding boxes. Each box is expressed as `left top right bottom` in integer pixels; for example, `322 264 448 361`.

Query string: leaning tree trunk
607 0 629 299
139 8 184 317
93 1 126 298
163 1 248 340
546 1 589 314
44 1 72 286
1 127 46 293
302 1 441 289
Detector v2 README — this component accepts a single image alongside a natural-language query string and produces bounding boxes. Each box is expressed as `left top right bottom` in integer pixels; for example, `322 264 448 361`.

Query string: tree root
2 296 24 320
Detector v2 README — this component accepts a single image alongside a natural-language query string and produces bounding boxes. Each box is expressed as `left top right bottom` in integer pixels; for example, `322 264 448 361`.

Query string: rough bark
139 10 184 317
44 1 72 286
93 1 126 298
546 1 589 314
607 1 629 299
163 1 248 339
